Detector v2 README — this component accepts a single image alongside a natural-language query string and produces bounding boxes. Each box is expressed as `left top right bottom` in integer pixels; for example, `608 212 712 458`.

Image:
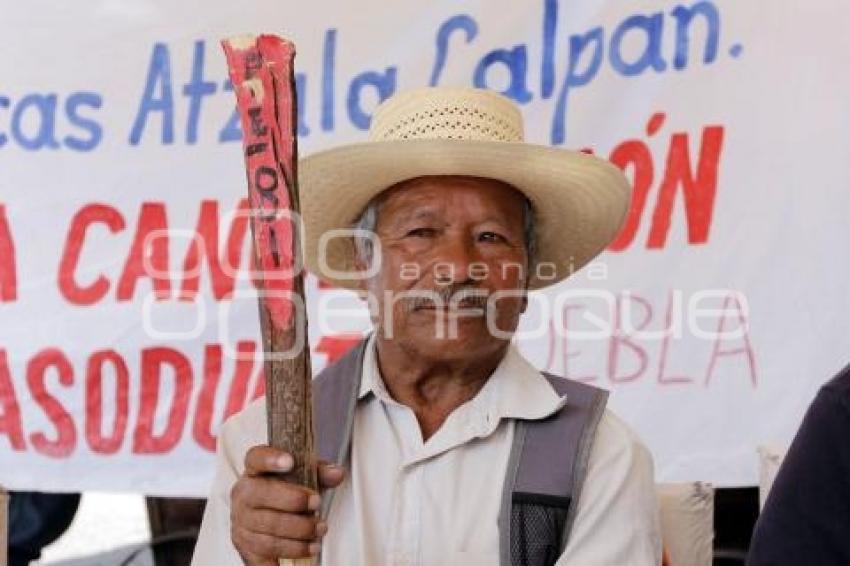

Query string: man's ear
519 259 532 313
353 261 380 324
352 255 367 289
352 253 372 301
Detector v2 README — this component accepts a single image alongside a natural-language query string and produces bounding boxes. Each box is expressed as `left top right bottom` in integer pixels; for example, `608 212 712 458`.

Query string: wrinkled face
355 175 530 362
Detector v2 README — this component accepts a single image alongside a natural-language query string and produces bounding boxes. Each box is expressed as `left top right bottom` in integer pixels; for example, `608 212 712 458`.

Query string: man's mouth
416 304 481 310
404 286 490 315
414 303 486 316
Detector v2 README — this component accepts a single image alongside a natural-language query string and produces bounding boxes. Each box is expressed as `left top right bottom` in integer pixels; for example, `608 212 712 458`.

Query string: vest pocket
509 494 571 566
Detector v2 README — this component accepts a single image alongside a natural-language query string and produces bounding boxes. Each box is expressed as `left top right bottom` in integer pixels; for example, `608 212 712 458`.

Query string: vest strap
312 338 368 520
499 374 609 566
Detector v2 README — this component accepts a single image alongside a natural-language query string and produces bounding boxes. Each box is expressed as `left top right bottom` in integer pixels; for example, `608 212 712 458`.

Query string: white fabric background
1 0 848 495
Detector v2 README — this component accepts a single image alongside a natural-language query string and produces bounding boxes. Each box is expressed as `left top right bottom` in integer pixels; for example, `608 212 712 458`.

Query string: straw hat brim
299 138 630 290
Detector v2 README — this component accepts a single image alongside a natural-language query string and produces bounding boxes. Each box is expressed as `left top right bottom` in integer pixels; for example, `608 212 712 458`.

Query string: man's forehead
386 175 515 194
377 175 527 215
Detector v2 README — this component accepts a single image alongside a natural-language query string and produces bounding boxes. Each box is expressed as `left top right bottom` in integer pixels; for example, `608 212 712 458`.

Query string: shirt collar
358 333 567 422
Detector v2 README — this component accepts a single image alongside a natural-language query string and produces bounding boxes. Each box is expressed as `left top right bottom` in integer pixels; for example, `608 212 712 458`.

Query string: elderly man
192 87 661 565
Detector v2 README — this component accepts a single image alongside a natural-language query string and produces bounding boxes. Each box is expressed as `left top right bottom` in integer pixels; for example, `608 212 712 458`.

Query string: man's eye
479 231 505 243
406 227 436 238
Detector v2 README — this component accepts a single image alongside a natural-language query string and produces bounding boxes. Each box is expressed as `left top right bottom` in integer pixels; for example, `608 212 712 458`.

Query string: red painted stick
221 35 316 494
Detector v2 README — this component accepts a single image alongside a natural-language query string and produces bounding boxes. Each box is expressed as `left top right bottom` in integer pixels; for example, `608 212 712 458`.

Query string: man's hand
230 445 346 564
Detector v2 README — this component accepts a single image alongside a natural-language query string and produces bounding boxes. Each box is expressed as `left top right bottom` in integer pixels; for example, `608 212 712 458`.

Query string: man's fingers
234 446 332 562
244 445 294 476
235 550 278 566
239 507 326 541
233 476 321 514
244 448 346 490
318 461 346 489
232 524 321 559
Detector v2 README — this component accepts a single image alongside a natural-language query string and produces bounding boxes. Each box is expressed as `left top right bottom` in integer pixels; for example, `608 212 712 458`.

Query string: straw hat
299 87 630 290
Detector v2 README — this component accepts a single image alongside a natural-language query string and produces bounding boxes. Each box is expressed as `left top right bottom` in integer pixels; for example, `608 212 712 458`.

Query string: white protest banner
1 0 848 495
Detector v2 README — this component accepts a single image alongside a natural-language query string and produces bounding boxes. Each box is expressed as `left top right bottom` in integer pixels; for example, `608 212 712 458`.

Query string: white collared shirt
192 338 661 565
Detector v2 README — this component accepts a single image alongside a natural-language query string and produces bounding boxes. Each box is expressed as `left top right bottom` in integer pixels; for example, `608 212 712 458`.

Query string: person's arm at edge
748 372 850 566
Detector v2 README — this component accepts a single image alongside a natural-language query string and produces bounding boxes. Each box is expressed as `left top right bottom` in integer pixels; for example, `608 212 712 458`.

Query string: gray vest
312 339 608 566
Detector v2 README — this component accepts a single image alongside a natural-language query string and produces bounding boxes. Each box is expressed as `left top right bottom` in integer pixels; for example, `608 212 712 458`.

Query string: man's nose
433 236 478 284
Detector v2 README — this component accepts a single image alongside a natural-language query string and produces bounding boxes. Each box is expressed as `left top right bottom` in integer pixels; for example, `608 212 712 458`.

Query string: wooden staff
221 35 316 566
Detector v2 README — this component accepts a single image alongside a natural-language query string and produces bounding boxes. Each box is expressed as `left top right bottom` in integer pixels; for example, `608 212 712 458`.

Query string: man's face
356 175 530 362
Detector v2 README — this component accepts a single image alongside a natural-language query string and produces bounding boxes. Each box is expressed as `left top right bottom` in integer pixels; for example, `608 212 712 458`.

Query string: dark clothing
8 491 80 566
748 364 850 565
